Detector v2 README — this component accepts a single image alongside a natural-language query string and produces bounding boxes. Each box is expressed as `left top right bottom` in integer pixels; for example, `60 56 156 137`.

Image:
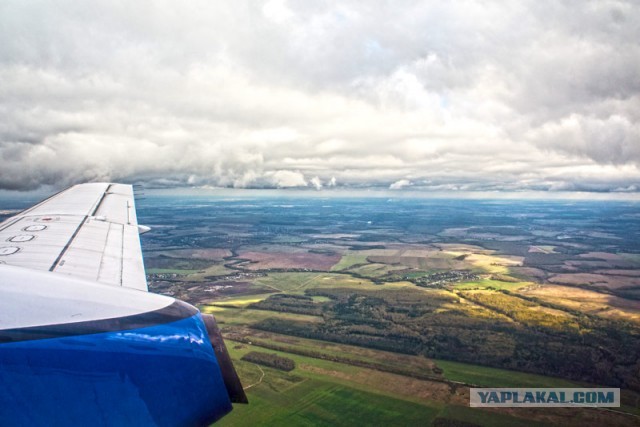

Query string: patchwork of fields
136 195 640 426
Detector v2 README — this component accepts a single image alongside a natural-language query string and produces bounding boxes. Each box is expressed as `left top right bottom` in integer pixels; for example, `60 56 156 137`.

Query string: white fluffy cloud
310 176 323 190
266 170 307 188
389 179 412 190
0 0 638 193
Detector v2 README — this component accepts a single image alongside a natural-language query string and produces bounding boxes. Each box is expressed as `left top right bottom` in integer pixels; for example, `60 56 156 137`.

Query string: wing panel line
90 183 113 216
48 216 89 272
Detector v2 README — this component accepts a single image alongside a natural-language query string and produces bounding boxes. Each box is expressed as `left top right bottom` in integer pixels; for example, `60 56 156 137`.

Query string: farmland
134 194 640 426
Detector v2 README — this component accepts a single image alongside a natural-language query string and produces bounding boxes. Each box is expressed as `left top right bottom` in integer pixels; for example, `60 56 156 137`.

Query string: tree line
241 351 296 372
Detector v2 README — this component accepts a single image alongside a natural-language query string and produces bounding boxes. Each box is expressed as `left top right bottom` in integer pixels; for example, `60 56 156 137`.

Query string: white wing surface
0 183 147 291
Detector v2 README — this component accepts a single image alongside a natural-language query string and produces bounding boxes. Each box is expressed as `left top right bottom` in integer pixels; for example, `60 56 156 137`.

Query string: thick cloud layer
1 0 638 193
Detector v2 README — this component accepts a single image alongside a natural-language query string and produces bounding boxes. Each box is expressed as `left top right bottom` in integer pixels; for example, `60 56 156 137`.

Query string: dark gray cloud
0 0 638 194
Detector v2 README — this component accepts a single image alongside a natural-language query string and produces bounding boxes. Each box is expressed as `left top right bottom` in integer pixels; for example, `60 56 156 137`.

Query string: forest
241 351 296 371
251 287 640 391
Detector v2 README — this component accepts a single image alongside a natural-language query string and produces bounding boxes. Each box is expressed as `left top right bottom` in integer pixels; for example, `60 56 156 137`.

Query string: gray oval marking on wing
0 246 20 256
9 235 35 243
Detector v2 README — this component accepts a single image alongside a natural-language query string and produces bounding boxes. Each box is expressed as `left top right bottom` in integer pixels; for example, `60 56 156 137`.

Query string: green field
435 406 546 427
253 272 329 292
252 272 411 294
222 329 440 379
436 359 581 388
206 294 275 308
215 337 640 426
218 377 438 427
330 253 369 271
215 342 557 427
204 306 324 325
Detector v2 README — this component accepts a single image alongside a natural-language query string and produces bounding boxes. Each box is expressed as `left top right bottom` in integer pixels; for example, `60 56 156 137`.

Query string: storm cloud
1 0 638 193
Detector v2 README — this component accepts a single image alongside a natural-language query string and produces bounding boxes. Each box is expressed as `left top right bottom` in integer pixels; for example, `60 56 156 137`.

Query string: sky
1 0 639 196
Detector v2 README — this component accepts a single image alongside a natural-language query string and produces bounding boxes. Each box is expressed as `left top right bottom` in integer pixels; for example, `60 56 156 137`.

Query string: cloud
310 176 323 190
525 114 640 164
263 0 294 24
0 1 638 194
389 179 412 190
266 170 307 188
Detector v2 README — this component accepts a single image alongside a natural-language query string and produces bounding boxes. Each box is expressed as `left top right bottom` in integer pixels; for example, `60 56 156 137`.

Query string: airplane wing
0 183 246 426
0 183 147 290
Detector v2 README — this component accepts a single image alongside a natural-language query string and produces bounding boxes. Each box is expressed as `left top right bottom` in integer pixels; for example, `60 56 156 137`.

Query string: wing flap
93 183 137 225
122 224 147 290
97 222 125 286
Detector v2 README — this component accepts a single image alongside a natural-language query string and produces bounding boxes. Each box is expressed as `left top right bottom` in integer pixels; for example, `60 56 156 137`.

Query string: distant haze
1 1 639 195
